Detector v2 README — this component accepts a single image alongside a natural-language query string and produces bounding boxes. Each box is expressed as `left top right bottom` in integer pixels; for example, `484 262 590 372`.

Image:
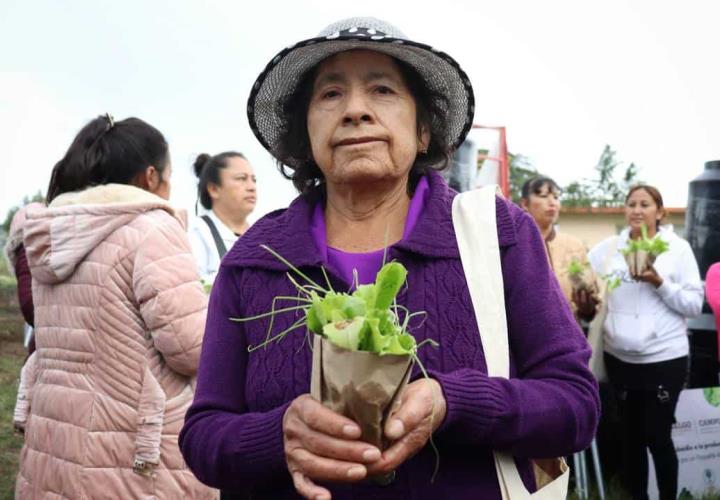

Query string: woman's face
306 50 428 187
148 161 172 200
523 183 560 229
625 188 662 233
209 156 257 216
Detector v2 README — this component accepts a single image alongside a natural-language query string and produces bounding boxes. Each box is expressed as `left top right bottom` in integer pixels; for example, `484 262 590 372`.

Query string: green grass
0 340 24 499
0 302 25 499
0 275 16 291
567 475 630 500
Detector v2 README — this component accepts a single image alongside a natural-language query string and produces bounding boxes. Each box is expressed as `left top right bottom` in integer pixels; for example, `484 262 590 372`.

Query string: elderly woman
180 17 599 500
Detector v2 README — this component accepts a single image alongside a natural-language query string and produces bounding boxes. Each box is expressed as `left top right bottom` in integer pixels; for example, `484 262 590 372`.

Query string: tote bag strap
452 187 567 499
451 186 509 378
201 215 228 259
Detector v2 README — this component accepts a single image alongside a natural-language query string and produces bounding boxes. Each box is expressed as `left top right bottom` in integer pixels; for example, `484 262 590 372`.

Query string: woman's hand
366 378 447 477
283 394 382 500
635 264 664 288
572 288 598 321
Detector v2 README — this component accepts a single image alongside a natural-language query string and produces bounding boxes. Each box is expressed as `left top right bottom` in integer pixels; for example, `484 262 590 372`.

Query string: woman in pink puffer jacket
708 263 720 361
16 115 216 499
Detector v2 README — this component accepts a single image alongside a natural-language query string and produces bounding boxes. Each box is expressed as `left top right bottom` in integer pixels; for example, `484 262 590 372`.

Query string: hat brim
247 35 475 169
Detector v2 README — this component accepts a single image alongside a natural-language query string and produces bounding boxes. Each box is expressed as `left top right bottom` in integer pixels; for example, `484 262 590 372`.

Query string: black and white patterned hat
247 17 475 169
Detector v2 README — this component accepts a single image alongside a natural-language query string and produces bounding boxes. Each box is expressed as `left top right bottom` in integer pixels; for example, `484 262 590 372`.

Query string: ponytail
46 115 168 203
194 151 245 210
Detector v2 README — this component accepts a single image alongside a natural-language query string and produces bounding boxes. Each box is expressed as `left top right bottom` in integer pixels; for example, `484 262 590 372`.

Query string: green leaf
567 259 586 277
306 292 327 334
323 317 367 351
374 262 407 310
342 295 366 318
240 249 432 357
621 224 670 257
381 332 416 355
353 284 377 309
364 316 388 352
607 276 622 292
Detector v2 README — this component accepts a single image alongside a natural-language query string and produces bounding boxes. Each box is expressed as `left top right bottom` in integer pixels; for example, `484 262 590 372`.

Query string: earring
419 147 428 155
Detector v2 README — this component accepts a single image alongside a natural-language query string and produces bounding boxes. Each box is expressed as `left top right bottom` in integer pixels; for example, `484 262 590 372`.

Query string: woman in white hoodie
588 185 703 500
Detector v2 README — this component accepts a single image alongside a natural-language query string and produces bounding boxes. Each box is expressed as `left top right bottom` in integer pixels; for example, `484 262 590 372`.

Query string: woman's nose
342 89 373 125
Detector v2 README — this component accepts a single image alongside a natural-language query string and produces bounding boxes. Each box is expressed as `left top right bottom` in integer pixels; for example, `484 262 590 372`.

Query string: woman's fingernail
362 448 381 461
315 495 330 500
388 419 404 438
347 466 366 479
343 424 359 437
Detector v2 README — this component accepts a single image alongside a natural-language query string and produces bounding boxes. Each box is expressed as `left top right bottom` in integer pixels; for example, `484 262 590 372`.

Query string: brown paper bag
624 252 635 276
625 250 651 277
533 457 569 489
635 250 650 275
569 267 596 294
310 335 412 450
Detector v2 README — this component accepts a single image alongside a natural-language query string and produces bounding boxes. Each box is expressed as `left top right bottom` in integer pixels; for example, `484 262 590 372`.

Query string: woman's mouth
335 137 384 147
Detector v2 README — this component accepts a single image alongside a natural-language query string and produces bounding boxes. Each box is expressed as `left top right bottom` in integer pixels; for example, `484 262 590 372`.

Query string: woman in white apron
188 152 257 284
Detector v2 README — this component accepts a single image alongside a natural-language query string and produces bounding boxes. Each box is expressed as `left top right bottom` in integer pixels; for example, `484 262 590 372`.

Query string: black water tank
687 160 720 277
685 160 720 387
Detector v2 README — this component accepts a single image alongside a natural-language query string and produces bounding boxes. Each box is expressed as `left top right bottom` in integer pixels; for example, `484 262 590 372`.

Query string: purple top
180 171 600 499
14 245 35 328
313 176 430 285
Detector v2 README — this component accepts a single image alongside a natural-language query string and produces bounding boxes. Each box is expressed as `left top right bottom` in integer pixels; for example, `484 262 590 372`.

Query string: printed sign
648 388 720 499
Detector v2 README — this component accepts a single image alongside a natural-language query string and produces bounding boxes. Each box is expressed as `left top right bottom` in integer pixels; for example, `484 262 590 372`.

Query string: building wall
557 212 686 250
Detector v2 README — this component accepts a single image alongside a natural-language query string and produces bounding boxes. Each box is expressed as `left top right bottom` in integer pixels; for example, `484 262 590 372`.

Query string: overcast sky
2 0 719 222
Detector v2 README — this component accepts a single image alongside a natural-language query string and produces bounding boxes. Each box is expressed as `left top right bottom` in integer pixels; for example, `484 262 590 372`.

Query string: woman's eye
375 85 394 95
321 89 341 99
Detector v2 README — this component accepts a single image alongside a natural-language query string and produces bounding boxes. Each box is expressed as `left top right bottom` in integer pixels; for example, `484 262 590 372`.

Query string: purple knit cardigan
179 171 600 499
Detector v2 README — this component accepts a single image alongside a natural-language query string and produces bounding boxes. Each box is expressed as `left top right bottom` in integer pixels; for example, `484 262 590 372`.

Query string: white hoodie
588 226 703 364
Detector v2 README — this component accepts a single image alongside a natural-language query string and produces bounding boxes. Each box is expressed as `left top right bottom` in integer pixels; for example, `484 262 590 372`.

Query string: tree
477 149 543 203
2 191 45 233
562 145 640 208
508 153 539 204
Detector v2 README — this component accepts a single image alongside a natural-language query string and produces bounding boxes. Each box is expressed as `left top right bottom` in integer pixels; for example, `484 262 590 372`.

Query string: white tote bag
585 237 619 383
452 186 569 499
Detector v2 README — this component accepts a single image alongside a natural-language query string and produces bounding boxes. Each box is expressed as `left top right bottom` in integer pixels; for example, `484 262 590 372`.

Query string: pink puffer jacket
708 263 720 361
3 202 44 274
16 184 216 499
